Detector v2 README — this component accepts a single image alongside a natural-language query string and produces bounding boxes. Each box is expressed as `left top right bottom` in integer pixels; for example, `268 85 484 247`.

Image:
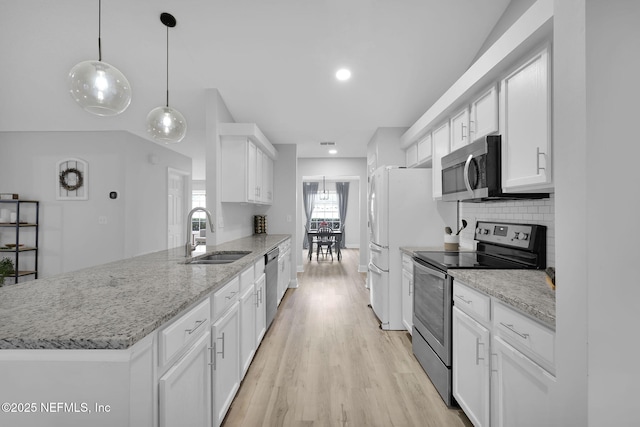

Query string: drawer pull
185 319 207 335
455 294 472 304
225 291 238 300
500 322 530 339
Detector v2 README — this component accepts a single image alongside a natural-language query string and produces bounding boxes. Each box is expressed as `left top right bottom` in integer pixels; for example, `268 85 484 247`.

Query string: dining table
306 230 342 261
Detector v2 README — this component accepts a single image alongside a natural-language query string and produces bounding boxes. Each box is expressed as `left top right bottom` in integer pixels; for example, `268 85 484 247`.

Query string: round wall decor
56 158 88 200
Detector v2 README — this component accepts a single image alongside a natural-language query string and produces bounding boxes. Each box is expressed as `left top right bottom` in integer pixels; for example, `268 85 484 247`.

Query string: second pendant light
146 12 187 144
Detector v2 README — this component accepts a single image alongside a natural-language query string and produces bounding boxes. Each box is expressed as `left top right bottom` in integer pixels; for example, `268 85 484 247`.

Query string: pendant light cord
166 25 170 107
98 0 102 61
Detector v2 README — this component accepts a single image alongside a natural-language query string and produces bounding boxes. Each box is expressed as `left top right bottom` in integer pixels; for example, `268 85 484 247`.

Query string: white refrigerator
368 166 455 330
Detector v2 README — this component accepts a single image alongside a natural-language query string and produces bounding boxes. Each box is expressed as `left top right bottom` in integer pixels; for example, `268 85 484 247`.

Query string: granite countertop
399 246 555 329
450 269 555 329
0 234 290 350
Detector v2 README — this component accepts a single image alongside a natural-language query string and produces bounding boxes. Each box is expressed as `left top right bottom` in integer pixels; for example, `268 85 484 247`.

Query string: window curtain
335 182 349 249
302 182 319 249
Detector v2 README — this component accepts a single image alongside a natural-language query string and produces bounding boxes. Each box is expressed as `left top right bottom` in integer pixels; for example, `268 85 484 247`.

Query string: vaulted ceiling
1 0 512 170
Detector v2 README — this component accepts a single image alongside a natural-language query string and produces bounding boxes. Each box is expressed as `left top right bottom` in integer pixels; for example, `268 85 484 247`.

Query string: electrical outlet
98 216 107 225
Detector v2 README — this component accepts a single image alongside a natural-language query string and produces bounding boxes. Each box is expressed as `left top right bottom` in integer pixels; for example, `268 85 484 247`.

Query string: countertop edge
0 234 291 350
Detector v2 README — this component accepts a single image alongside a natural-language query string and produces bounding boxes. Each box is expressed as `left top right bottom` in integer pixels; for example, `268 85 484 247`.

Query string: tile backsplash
458 194 555 267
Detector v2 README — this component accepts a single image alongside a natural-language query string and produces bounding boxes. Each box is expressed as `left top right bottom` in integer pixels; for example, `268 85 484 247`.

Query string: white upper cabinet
450 107 470 152
417 133 433 166
405 143 418 168
219 123 278 205
432 122 450 200
500 46 552 192
470 85 499 142
262 154 273 204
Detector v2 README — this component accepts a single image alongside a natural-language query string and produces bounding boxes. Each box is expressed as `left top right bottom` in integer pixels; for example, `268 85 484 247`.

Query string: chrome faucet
186 207 215 257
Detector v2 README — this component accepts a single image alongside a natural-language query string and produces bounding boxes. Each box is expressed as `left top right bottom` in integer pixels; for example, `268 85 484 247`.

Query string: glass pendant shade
68 60 132 116
146 106 187 143
146 12 186 144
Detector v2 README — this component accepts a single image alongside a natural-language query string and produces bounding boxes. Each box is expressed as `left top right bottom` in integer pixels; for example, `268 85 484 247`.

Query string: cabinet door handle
409 279 413 296
499 322 529 339
455 294 472 304
469 119 476 135
185 319 207 335
491 353 498 374
254 290 260 308
536 147 546 173
225 291 237 300
461 122 467 139
475 338 485 365
217 333 226 359
208 344 217 370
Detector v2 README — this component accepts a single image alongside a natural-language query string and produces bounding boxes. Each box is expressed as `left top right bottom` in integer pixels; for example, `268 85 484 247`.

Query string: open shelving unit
0 200 39 284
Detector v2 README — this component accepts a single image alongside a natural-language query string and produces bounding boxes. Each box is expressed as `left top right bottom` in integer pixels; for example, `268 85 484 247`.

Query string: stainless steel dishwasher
264 247 279 330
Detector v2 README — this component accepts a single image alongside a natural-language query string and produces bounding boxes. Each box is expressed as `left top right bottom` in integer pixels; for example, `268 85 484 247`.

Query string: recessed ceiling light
336 68 351 81
328 149 338 155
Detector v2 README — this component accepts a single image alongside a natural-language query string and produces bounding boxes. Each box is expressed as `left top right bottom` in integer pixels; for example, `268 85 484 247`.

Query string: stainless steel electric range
411 221 546 407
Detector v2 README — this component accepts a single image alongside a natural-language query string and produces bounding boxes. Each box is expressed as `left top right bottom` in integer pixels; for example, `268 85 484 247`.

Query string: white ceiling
1 0 512 172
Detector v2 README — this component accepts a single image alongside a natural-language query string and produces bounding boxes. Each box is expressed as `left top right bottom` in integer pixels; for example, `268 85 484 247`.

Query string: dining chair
304 225 315 261
316 226 335 261
335 224 344 261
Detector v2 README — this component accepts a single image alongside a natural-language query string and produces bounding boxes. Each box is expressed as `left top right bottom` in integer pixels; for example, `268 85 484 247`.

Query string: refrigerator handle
368 262 384 275
369 243 383 252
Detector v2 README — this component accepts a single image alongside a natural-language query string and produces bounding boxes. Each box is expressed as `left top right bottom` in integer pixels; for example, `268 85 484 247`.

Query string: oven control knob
521 233 529 241
476 227 482 235
514 232 520 240
483 229 489 235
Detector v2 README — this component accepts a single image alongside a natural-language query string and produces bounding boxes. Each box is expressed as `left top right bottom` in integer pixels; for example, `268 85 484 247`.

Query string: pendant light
146 12 187 144
68 0 132 116
319 176 330 200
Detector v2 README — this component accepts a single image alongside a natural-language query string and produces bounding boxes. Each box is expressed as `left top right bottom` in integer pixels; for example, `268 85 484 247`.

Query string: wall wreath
59 167 84 192
56 158 88 200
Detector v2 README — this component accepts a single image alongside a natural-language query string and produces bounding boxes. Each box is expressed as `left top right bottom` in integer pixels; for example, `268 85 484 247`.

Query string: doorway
167 168 190 249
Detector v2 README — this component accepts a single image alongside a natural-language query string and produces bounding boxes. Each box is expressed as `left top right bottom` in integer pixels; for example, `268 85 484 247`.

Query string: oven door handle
413 258 447 280
463 154 474 197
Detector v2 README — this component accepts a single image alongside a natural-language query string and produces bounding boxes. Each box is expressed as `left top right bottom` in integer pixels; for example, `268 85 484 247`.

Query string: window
310 191 341 230
191 191 207 231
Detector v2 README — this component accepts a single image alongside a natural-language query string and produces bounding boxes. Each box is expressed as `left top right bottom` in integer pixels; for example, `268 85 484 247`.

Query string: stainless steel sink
187 251 251 265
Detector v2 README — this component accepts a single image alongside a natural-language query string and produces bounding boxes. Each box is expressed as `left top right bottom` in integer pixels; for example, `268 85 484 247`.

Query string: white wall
297 158 368 272
0 131 192 277
269 144 298 287
554 1 640 425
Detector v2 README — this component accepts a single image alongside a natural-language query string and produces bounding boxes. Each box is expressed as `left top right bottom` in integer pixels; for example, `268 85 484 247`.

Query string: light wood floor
222 249 471 427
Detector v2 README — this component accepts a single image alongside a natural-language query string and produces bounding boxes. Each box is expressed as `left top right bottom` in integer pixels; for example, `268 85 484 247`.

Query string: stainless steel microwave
441 135 548 202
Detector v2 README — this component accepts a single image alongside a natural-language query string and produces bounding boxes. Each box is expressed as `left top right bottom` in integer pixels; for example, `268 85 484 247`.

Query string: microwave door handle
463 154 474 197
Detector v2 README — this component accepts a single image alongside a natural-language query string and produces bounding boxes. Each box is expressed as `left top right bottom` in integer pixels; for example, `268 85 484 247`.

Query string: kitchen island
0 234 290 427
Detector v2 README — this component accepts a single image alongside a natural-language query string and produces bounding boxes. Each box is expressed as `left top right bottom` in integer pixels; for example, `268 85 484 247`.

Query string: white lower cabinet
212 301 240 427
491 336 555 427
453 307 490 427
401 253 413 334
255 272 267 345
239 284 256 379
277 240 291 305
452 280 555 427
159 331 212 427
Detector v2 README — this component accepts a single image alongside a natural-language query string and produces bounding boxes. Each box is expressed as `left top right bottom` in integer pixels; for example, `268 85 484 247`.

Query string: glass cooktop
414 251 529 270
